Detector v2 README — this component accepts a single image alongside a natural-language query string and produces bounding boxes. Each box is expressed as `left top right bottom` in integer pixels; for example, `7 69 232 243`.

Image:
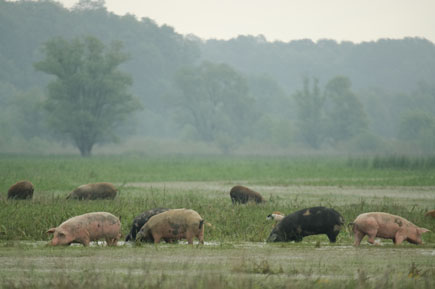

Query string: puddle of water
419 250 435 256
8 240 221 247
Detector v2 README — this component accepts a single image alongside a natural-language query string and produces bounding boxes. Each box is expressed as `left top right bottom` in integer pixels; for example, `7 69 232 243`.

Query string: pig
46 212 121 246
350 212 430 246
136 208 204 244
267 206 344 243
230 185 265 204
125 208 170 241
425 210 435 218
66 182 117 200
7 180 34 200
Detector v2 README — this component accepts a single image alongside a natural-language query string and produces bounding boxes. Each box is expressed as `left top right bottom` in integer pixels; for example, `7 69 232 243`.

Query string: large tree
34 36 139 156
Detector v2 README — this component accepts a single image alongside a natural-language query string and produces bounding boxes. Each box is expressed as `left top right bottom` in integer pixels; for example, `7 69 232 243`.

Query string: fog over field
1 1 435 156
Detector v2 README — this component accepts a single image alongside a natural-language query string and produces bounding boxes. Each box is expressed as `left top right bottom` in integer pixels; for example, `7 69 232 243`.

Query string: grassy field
0 155 434 289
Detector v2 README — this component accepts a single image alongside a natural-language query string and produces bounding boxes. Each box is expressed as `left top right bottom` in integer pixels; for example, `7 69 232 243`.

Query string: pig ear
46 228 56 234
419 228 430 234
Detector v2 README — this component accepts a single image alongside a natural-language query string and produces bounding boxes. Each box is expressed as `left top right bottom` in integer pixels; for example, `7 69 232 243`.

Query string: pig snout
407 235 423 245
47 229 72 246
48 236 63 246
49 234 68 246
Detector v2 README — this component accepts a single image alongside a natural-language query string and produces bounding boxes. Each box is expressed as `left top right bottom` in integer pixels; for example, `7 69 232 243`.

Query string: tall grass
1 190 433 243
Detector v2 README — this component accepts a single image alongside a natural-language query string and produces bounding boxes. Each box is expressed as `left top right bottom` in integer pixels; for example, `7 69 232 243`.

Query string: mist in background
1 0 434 156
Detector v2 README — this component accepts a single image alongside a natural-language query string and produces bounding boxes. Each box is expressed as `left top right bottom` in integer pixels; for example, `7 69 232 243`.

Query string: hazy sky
57 0 435 43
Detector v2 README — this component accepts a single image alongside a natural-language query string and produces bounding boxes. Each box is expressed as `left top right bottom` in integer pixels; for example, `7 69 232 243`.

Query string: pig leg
353 230 365 246
186 232 194 244
106 237 118 246
327 231 339 243
81 238 91 247
152 232 162 244
366 230 378 245
394 232 406 245
198 232 204 245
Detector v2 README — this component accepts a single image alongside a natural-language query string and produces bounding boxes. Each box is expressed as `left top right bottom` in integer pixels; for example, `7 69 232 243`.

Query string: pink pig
47 212 121 246
351 212 429 246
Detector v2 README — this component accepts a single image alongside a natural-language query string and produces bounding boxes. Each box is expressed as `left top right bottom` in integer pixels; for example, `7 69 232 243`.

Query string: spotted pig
47 212 121 246
350 212 429 246
267 206 344 243
136 208 204 244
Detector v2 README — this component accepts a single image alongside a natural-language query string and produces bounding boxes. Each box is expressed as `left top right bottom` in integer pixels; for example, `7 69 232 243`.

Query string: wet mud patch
1 243 434 285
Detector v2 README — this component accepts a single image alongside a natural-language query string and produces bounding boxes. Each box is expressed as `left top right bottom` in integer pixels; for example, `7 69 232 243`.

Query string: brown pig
66 182 117 200
7 180 34 200
351 212 430 246
230 185 265 204
47 212 121 246
136 208 204 244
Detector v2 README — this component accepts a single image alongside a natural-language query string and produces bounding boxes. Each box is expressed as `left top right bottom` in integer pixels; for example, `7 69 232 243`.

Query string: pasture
0 155 434 289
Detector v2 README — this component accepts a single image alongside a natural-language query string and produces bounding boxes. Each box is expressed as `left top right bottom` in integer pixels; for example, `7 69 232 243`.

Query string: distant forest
1 0 435 155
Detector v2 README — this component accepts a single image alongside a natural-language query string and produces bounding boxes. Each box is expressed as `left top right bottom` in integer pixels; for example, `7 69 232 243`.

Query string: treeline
1 0 434 155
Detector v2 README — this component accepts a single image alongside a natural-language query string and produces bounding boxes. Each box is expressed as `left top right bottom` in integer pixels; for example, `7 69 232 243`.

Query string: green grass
0 155 434 289
1 154 435 190
348 154 435 169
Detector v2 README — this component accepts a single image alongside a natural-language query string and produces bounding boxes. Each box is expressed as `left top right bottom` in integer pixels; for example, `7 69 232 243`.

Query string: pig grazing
7 180 34 200
125 208 170 241
47 212 121 246
230 185 265 204
351 212 430 246
425 210 435 218
66 182 117 200
136 208 204 244
267 206 344 243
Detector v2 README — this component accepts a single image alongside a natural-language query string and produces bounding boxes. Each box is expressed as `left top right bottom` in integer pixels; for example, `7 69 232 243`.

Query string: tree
293 77 324 148
173 61 256 153
34 36 140 156
323 76 367 143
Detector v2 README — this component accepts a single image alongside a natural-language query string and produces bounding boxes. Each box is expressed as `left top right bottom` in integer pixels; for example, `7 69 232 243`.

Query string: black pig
125 208 169 241
267 206 344 243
